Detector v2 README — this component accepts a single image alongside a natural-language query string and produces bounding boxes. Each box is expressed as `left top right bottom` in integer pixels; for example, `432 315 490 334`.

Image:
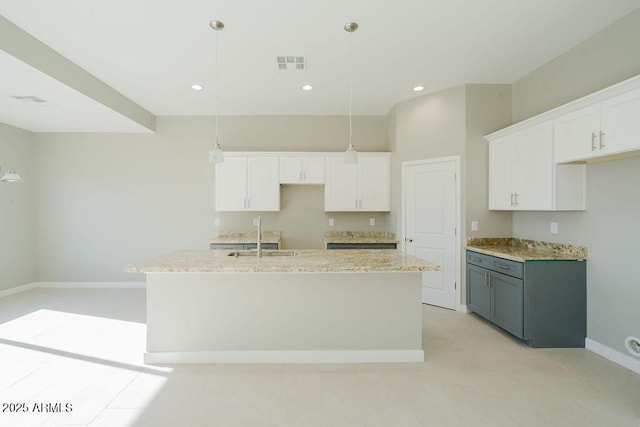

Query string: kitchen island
126 249 437 364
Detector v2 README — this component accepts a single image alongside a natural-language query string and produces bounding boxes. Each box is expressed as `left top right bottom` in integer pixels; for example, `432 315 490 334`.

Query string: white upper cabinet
324 154 391 212
215 155 280 211
279 156 325 184
554 86 640 163
488 121 585 211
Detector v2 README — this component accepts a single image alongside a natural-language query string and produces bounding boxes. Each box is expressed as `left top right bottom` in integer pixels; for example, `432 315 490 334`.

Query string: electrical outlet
471 221 478 232
328 218 334 226
214 218 220 227
369 218 375 226
253 218 259 226
550 222 558 234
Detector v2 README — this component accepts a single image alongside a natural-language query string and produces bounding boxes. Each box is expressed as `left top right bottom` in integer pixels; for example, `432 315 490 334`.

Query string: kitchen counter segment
466 238 587 262
125 249 436 274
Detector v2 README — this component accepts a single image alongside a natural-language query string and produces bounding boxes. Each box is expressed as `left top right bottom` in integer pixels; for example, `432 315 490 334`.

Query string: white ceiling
1 0 640 132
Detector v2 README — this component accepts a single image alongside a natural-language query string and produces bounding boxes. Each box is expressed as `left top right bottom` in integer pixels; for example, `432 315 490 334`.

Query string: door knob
405 238 413 243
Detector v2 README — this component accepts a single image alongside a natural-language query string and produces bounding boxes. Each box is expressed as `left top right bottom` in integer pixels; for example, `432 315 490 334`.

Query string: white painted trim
457 304 470 313
586 338 640 375
144 349 424 364
401 156 462 311
0 282 146 298
0 283 37 298
484 73 640 140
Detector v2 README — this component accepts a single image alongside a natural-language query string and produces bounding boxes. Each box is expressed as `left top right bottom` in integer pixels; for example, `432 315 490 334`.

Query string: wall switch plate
471 221 478 231
253 218 259 226
369 218 375 226
214 218 220 227
328 218 334 226
550 222 558 234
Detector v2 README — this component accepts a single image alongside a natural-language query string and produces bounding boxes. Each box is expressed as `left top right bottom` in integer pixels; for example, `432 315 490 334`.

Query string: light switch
369 218 375 226
214 218 220 227
550 222 558 234
471 221 478 232
329 218 334 226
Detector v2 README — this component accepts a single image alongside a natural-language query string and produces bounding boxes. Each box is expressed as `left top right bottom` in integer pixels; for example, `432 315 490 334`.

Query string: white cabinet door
279 157 325 184
488 120 581 211
324 155 391 212
247 157 280 211
600 86 640 157
216 156 280 212
215 156 248 211
515 121 553 210
554 104 600 163
279 157 304 183
324 158 358 211
488 135 515 210
358 157 390 211
301 157 325 184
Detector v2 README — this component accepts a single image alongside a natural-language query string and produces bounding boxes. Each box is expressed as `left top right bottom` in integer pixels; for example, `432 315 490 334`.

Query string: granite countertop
466 238 587 262
125 249 437 273
324 231 398 244
209 231 282 244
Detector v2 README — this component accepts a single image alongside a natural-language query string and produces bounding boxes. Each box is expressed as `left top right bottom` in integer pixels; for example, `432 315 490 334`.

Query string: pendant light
344 22 358 164
208 20 225 164
0 164 22 183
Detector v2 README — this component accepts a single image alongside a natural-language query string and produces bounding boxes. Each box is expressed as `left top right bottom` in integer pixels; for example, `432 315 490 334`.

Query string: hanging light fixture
208 20 225 164
344 22 359 164
0 164 22 183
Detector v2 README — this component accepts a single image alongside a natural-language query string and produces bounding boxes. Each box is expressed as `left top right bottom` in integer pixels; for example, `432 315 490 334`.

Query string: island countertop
125 249 437 273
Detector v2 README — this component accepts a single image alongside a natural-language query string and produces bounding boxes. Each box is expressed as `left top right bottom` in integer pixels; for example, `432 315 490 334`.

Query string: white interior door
404 158 458 309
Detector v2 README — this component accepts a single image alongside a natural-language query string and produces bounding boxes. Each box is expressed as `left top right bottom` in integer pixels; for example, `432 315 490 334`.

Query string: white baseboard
144 349 425 364
586 338 640 375
0 281 146 298
457 304 470 313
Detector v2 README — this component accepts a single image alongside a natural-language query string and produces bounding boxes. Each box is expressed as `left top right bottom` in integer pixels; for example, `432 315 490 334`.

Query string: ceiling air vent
276 56 306 70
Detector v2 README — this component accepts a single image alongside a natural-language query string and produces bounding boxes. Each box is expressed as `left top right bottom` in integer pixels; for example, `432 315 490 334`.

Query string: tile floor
0 288 638 426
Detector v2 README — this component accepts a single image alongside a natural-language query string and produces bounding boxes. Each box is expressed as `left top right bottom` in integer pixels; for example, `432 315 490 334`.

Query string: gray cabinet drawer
467 251 523 279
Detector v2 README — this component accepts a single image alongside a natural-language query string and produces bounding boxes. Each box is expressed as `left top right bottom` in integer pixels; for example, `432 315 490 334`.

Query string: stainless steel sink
227 250 297 257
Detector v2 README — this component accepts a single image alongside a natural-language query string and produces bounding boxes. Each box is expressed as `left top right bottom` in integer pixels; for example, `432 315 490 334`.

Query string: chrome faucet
256 216 262 258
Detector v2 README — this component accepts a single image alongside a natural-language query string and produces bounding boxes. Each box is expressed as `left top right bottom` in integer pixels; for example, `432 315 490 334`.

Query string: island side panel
146 272 422 361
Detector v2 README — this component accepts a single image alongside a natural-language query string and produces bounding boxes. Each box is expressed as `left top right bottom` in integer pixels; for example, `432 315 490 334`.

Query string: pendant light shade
208 20 225 164
0 164 22 183
344 22 359 164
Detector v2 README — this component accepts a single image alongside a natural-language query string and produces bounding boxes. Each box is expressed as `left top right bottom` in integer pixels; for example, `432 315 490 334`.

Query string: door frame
401 155 463 311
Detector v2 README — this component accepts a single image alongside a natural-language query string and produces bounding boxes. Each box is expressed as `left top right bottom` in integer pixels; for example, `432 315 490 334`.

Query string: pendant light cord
214 27 219 146
348 28 353 146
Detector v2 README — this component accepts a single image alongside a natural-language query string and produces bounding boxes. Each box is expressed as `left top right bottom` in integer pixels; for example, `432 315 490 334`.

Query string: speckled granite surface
125 249 437 273
209 231 282 244
466 238 587 262
324 231 398 244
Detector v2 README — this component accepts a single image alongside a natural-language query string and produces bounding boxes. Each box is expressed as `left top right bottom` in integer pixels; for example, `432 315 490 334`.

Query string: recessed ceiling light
413 85 425 92
192 84 203 91
302 85 313 91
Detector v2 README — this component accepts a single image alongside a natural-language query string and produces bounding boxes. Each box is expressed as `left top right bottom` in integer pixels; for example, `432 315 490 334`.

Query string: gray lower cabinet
326 243 397 249
466 250 586 348
210 243 278 250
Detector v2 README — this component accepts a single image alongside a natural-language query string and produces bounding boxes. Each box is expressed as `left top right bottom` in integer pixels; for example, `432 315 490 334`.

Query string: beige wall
387 84 512 305
33 115 388 282
511 9 640 356
0 123 35 291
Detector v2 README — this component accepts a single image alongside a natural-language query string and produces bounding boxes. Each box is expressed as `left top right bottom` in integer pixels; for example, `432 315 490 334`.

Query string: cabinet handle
246 198 251 208
591 132 597 151
510 193 514 206
515 193 519 207
303 170 307 181
495 263 510 271
470 256 482 263
599 131 605 149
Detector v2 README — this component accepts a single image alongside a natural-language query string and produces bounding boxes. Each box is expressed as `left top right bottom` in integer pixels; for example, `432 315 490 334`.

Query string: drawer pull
495 263 510 271
469 256 482 263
